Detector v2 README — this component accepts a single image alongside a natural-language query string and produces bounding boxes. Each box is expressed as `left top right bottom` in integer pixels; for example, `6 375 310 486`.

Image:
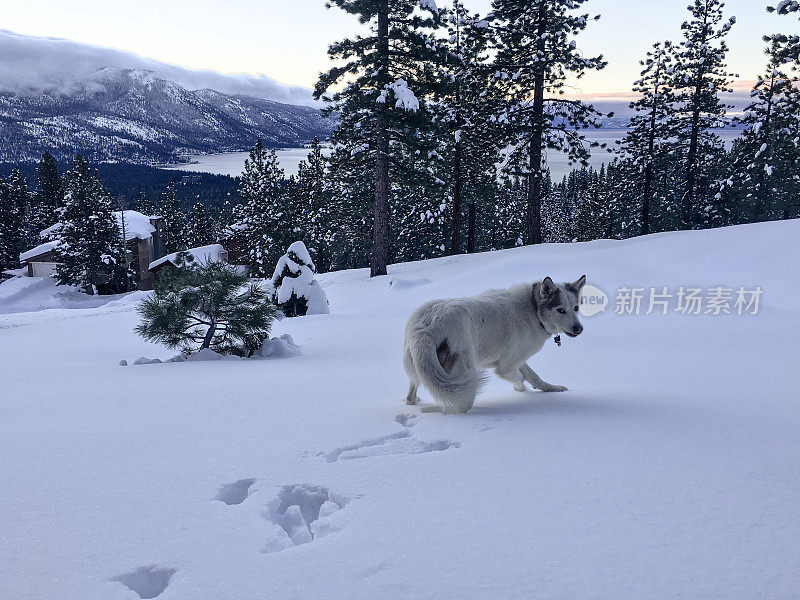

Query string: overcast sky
0 0 785 103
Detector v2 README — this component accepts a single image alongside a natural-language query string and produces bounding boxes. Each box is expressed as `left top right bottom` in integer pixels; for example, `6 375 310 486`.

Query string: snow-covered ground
1 220 798 600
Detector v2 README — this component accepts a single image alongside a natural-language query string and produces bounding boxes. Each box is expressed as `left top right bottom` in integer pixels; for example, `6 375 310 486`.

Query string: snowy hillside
1 220 799 600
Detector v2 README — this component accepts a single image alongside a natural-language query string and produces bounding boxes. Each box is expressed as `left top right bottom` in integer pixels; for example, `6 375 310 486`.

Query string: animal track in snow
324 431 412 462
324 430 459 462
262 484 347 553
215 478 256 505
111 565 176 599
394 413 418 427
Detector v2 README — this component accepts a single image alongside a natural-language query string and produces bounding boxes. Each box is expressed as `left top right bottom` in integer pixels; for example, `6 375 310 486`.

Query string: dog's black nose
572 324 583 335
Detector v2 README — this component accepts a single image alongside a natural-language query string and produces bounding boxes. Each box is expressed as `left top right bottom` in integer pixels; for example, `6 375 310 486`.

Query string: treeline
0 162 238 212
2 0 798 285
276 0 797 276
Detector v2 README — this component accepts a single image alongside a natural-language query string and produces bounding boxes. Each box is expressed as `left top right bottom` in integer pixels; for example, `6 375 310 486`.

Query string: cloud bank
0 29 316 106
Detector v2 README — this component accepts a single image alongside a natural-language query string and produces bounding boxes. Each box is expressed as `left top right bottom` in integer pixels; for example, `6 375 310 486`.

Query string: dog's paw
541 384 568 392
513 382 526 392
405 396 420 405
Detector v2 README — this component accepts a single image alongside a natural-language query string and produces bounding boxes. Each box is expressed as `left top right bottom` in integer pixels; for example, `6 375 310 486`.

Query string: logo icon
579 283 608 317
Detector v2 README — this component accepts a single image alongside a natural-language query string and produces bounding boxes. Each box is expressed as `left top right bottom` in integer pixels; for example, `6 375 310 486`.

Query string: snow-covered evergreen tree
490 0 608 245
134 192 158 218
159 183 190 252
52 156 128 295
26 153 63 245
271 241 330 317
433 2 500 254
0 171 28 273
291 139 336 272
576 165 605 241
720 37 800 222
316 0 439 276
767 0 800 65
237 139 290 277
323 145 374 271
488 176 526 250
671 0 736 228
616 41 678 235
189 201 215 247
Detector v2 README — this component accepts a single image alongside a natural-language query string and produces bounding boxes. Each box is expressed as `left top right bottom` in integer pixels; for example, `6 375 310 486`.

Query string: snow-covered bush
271 241 330 317
136 252 278 357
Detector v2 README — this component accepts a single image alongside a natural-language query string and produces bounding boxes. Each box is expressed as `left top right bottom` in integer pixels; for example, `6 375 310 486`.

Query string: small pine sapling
271 241 330 317
136 252 278 357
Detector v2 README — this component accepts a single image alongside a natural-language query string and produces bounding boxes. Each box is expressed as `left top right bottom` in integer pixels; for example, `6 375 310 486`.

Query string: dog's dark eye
574 306 579 312
557 308 566 314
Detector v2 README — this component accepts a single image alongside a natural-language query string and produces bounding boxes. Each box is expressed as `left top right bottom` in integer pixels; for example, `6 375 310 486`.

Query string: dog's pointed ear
540 276 556 299
568 275 586 294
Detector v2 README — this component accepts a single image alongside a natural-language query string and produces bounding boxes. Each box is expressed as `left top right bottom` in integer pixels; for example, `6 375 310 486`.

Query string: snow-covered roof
22 210 157 262
115 210 157 241
149 244 227 271
38 211 155 242
39 223 61 239
20 240 59 262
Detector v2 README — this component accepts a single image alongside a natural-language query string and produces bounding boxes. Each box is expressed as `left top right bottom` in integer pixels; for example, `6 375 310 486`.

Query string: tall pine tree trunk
641 162 653 236
756 80 775 221
467 199 476 253
450 141 462 254
371 0 390 277
682 18 709 230
525 2 547 245
641 72 663 236
683 91 702 228
526 142 543 245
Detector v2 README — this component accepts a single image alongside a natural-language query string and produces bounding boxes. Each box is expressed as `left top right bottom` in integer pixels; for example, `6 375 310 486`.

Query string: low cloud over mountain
0 29 316 106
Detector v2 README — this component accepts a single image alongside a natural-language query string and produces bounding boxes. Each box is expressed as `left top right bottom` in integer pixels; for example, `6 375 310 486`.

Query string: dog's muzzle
564 324 583 338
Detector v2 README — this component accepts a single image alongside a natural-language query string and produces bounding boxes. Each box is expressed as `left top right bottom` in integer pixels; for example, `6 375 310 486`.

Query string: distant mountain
0 67 336 164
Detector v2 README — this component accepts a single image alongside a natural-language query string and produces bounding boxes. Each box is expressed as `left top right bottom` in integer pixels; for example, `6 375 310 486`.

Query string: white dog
402 276 586 413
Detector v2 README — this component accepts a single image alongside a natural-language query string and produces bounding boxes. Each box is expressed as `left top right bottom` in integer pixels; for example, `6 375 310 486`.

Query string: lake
162 146 320 179
163 129 742 182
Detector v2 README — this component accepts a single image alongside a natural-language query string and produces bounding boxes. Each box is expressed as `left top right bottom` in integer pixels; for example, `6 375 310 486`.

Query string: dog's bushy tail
407 331 485 413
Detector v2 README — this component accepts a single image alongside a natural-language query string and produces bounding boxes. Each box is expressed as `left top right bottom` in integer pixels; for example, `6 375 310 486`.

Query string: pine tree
316 0 439 276
617 41 678 235
237 139 290 277
52 156 128 295
434 2 499 254
216 199 238 236
26 153 63 245
135 192 159 218
577 165 604 241
491 0 608 245
0 173 27 273
323 144 374 271
767 1 800 65
671 0 736 228
189 202 215 246
721 37 800 222
159 183 190 252
292 139 335 272
136 252 278 357
488 176 526 250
